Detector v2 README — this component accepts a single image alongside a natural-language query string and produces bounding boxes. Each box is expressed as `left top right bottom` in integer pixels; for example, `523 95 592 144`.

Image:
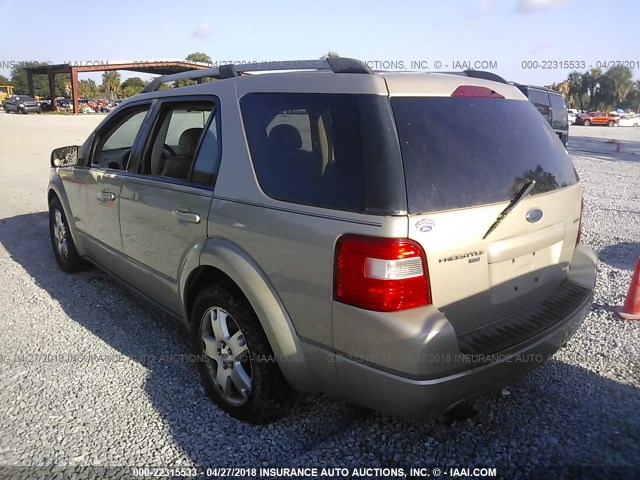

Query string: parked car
567 108 581 125
511 83 569 146
3 94 42 114
39 99 52 112
55 98 73 111
47 58 596 423
618 114 640 127
575 111 619 126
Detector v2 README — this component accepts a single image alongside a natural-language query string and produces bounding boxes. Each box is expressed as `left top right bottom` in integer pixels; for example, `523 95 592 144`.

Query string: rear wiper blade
482 179 536 240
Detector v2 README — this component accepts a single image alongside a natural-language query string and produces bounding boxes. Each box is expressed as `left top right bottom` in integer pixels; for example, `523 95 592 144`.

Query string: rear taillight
334 235 431 312
451 85 505 99
576 197 584 246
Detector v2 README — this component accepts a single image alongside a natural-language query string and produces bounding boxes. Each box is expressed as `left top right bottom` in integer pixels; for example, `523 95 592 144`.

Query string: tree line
546 65 639 112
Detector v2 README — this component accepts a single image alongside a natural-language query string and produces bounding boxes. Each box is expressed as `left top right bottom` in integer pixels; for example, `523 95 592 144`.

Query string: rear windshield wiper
483 179 536 240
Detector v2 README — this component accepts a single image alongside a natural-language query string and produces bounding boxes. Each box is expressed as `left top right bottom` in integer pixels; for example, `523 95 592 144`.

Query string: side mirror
51 146 78 168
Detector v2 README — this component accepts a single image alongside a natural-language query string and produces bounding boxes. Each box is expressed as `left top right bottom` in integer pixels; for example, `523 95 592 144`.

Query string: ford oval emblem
526 208 543 223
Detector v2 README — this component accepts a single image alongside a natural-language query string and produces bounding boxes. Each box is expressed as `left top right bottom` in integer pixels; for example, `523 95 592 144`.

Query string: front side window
93 106 150 169
140 101 218 185
240 93 365 212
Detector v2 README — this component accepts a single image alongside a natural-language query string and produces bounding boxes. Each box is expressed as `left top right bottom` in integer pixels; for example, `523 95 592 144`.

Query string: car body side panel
197 236 335 394
205 198 408 349
118 177 212 311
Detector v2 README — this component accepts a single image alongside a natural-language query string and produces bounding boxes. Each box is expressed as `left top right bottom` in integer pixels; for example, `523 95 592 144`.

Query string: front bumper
331 245 596 418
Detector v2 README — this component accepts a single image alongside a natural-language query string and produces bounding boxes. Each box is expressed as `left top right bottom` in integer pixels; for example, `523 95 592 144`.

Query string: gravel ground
0 114 638 478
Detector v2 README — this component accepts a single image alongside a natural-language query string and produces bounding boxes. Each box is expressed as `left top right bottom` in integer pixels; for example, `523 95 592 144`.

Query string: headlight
18 103 25 107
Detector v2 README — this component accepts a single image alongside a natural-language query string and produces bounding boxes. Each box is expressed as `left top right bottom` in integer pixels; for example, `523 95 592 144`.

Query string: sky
0 0 638 86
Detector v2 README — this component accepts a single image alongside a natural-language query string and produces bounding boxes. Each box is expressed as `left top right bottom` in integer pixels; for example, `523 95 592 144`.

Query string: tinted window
16 95 34 102
527 89 551 123
191 112 220 185
102 110 148 151
391 97 578 213
94 106 150 169
241 93 364 212
140 102 216 184
549 93 568 130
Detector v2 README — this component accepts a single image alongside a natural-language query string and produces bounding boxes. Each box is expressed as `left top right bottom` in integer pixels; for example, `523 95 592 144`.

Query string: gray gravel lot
0 113 638 476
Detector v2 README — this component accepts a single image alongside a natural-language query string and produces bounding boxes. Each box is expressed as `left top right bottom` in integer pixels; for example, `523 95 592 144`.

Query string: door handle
100 191 116 201
172 209 201 224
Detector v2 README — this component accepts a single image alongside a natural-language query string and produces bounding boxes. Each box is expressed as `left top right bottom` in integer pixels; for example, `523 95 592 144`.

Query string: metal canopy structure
25 60 211 114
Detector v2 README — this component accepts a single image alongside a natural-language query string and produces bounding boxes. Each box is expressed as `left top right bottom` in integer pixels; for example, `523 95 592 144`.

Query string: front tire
608 120 615 127
49 197 88 273
192 283 297 423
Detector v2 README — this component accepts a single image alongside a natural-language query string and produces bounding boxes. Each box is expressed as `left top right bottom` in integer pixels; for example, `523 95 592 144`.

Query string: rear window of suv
391 97 578 213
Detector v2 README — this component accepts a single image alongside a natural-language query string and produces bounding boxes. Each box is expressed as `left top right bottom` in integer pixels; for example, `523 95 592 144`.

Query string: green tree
624 80 640 113
185 52 212 64
120 76 147 97
101 71 122 99
581 68 601 109
174 52 213 88
567 71 585 110
10 62 48 96
77 79 100 99
0 74 10 85
320 51 340 59
597 65 633 110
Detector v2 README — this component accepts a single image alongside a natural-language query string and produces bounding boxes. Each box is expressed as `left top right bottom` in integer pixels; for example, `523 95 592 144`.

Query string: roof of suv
510 82 562 96
122 58 527 105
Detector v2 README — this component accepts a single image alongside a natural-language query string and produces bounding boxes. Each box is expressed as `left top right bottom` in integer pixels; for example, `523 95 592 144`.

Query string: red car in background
575 111 619 127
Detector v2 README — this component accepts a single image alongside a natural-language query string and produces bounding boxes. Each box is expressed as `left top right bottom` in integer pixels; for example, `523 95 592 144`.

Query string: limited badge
415 218 435 233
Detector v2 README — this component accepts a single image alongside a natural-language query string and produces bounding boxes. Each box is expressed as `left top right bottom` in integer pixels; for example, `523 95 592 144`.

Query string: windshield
391 97 578 213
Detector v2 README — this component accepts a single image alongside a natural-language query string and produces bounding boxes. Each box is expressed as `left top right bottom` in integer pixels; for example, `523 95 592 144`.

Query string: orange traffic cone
617 257 640 320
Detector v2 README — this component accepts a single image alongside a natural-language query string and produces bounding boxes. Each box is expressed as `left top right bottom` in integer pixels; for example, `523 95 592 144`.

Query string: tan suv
47 58 596 423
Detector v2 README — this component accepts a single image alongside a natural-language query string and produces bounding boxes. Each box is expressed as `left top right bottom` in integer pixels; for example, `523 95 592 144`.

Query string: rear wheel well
184 266 247 323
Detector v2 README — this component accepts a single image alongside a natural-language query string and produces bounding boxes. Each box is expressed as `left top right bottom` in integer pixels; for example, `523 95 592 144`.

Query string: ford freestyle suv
47 58 596 423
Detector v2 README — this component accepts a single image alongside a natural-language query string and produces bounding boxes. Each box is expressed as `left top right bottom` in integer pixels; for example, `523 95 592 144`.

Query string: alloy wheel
53 210 69 260
200 306 253 406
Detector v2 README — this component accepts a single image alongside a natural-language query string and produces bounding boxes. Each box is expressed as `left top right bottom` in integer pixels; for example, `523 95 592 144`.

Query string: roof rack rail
142 57 373 93
462 70 507 84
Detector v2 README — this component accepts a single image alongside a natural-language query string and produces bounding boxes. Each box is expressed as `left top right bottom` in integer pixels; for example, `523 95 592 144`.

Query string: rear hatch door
388 86 582 335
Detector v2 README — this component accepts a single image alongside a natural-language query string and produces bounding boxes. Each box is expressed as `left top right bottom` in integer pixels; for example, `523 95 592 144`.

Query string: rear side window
391 97 578 213
549 93 568 131
240 93 364 212
527 89 551 123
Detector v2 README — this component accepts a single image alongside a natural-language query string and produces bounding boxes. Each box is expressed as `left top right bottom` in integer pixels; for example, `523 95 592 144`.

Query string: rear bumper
335 285 592 418
329 245 596 418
